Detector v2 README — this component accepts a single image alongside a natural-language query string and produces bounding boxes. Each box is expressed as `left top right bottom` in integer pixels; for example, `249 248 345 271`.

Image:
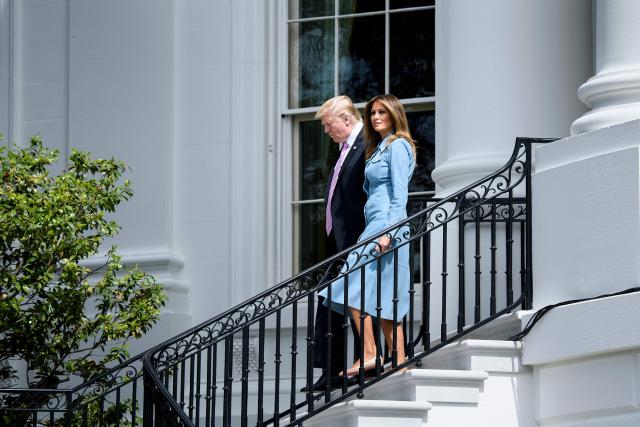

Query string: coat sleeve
385 138 412 228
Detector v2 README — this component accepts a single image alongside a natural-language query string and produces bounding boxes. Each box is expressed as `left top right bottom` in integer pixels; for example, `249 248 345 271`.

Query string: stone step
364 369 488 404
421 339 528 373
302 400 431 427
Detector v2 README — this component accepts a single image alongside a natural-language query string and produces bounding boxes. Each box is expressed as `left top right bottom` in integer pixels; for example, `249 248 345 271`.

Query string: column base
532 119 640 308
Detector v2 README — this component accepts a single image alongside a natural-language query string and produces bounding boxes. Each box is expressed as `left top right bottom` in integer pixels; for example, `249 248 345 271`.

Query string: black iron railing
0 354 144 426
141 138 555 426
0 138 554 426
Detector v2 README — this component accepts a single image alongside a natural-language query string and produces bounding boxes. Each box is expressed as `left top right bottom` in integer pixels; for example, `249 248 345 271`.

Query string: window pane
298 120 338 271
299 204 330 271
407 110 435 192
390 0 435 9
289 19 335 108
289 0 334 19
338 15 385 103
390 10 435 98
339 0 385 15
299 120 338 200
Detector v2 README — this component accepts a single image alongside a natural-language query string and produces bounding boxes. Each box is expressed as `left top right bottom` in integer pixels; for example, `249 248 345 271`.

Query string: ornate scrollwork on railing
463 202 527 222
142 138 556 427
71 355 143 406
148 141 532 376
405 141 529 242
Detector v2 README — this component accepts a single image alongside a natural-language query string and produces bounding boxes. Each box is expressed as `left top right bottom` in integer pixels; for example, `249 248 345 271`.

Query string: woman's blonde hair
363 94 416 160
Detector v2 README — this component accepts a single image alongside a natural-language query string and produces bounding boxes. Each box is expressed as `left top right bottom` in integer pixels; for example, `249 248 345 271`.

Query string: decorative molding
571 68 640 134
81 250 188 294
572 0 640 135
431 154 509 195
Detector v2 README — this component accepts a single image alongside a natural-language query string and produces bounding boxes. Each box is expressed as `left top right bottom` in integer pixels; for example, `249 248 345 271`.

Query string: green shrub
0 136 166 424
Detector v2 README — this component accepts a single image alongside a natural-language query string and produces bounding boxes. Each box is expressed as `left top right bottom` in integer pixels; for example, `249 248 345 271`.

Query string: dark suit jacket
324 129 367 252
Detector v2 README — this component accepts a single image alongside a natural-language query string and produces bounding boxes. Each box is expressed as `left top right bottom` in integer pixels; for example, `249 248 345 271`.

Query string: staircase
138 138 556 426
305 324 534 426
0 139 556 426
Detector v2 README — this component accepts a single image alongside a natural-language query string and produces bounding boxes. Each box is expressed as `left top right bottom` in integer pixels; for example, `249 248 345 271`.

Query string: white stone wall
0 0 275 351
522 292 640 426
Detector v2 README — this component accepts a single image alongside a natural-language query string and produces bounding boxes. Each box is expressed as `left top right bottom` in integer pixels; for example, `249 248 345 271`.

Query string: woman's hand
376 234 391 254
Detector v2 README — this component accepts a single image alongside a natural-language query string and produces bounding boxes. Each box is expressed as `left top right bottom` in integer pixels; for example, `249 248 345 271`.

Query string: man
305 95 367 392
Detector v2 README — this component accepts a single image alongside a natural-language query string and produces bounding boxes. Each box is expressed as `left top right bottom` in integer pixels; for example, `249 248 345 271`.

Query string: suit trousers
313 232 359 375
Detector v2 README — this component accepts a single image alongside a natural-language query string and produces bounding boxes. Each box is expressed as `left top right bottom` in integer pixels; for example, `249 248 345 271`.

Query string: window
287 0 436 272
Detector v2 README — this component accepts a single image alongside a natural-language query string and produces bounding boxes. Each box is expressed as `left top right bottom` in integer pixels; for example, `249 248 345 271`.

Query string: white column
229 0 269 304
571 0 640 134
68 0 190 349
433 0 592 194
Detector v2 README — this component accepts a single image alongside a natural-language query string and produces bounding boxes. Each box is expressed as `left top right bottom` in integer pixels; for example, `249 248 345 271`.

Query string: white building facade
2 0 640 425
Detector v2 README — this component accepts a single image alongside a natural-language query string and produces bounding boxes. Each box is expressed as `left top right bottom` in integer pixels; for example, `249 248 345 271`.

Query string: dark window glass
338 15 385 103
298 120 338 271
299 203 331 271
339 0 385 15
407 110 435 192
390 10 435 99
289 19 335 108
299 120 338 200
290 0 334 19
406 109 435 284
390 0 435 9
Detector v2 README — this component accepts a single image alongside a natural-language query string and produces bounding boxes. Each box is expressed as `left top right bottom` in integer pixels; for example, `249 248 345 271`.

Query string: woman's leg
344 307 378 375
381 319 406 367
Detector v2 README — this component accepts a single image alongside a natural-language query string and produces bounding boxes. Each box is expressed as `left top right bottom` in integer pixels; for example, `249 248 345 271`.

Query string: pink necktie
326 142 351 235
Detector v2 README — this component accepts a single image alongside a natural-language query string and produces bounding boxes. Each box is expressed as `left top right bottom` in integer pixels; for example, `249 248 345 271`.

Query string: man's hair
315 95 362 122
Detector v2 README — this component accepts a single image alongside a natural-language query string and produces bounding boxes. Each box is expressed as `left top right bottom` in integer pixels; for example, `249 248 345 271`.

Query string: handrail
0 354 145 426
142 137 556 426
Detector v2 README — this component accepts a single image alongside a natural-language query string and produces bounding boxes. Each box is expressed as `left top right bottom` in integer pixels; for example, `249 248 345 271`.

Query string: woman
320 94 416 376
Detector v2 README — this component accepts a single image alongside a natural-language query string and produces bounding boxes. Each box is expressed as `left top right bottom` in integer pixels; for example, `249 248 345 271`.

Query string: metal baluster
194 352 202 426
212 344 218 425
422 233 431 353
289 302 298 423
257 319 266 426
520 223 526 307
65 392 72 427
99 396 104 427
341 270 350 395
490 199 497 315
392 248 399 368
115 388 121 427
274 310 282 426
326 278 334 401
357 266 366 397
223 335 233 427
179 360 186 413
457 214 465 333
99 394 105 427
441 223 448 342
408 237 415 360
205 346 213 426
305 292 315 411
188 354 195 421
154 381 162 427
525 141 534 309
241 326 249 427
475 205 482 323
376 257 382 375
506 190 514 306
131 378 138 427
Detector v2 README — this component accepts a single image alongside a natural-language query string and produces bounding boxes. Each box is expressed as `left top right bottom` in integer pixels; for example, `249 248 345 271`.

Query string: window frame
279 0 437 275
284 0 436 113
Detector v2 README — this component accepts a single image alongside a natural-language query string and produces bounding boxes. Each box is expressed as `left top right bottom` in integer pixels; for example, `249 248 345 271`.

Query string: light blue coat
320 136 415 321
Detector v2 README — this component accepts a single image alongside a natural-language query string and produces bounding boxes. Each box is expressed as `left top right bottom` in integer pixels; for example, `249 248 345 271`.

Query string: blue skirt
318 224 411 321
